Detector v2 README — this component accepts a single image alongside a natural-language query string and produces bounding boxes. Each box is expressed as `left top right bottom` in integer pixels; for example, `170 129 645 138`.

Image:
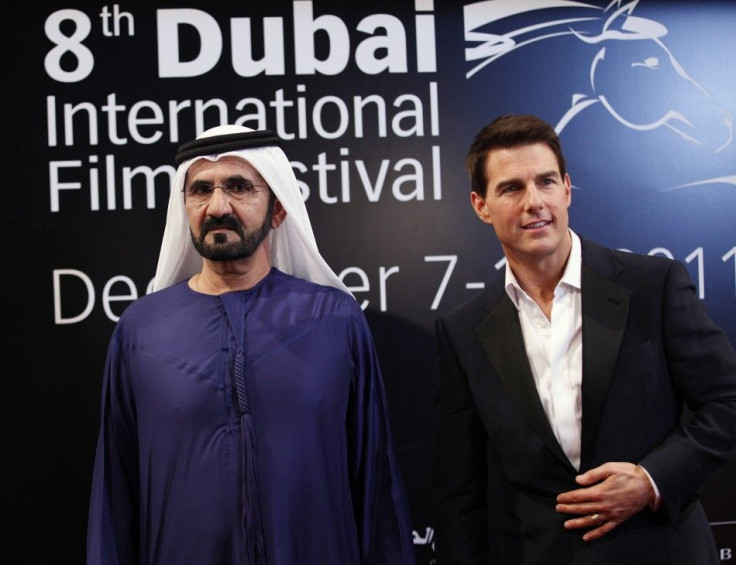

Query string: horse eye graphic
632 57 660 69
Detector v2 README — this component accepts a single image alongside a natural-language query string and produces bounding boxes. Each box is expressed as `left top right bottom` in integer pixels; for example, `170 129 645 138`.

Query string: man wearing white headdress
86 125 416 565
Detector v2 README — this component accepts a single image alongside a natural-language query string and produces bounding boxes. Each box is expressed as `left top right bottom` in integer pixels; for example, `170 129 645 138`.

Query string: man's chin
196 240 250 261
211 232 230 245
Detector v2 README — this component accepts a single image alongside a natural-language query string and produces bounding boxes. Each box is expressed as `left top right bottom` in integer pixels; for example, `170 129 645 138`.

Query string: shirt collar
504 229 582 308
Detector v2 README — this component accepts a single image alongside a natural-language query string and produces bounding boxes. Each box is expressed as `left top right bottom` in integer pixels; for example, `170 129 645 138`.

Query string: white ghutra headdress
152 125 349 295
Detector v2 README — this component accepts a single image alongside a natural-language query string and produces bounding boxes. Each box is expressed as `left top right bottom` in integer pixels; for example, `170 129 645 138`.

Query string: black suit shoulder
436 275 505 330
581 237 679 278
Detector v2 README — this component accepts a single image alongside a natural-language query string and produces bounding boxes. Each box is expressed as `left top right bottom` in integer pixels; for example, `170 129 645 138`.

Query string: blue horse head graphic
464 0 733 172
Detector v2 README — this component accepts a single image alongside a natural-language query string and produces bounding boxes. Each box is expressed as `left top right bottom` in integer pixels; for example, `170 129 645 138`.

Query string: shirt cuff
637 464 662 511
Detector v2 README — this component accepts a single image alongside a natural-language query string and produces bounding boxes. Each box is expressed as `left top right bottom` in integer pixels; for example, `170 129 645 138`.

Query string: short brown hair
466 114 567 196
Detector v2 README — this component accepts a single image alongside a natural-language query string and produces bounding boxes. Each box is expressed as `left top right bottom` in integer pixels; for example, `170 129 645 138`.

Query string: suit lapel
579 254 631 469
476 293 572 468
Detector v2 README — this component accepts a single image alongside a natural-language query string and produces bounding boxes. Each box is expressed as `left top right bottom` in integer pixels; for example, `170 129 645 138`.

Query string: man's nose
206 186 234 213
523 184 544 210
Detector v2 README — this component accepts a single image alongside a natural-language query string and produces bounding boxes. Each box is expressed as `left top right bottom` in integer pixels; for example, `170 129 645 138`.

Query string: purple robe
87 268 415 564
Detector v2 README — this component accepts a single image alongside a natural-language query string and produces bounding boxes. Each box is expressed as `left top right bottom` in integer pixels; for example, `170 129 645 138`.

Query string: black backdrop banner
4 1 735 563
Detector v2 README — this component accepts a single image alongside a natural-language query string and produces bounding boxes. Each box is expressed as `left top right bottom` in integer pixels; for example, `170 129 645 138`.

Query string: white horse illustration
464 0 733 161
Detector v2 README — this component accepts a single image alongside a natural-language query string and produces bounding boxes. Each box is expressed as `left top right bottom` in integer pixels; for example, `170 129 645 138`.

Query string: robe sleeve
87 327 140 565
345 302 416 564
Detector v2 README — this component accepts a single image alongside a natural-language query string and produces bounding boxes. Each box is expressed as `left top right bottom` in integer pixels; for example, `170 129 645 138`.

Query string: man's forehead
186 155 262 180
486 143 559 175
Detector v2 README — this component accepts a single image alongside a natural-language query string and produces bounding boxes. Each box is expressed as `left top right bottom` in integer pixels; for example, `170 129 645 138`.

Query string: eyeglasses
183 179 268 206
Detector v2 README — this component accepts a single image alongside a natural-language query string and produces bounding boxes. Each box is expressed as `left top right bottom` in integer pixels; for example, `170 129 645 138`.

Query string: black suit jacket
432 238 736 565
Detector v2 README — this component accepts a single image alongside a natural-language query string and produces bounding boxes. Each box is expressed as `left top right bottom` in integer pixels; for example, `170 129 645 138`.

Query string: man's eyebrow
536 170 559 180
492 176 522 192
492 170 560 192
223 174 250 183
185 178 211 188
187 174 250 186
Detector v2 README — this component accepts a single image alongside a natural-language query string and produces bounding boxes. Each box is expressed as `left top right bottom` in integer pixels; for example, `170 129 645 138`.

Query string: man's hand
555 462 655 541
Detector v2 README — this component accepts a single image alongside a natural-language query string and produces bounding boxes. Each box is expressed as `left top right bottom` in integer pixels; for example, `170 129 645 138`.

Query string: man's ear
272 199 287 228
470 191 493 225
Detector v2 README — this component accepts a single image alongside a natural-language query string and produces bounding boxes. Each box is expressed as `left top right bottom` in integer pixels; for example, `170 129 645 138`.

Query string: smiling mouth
523 220 550 229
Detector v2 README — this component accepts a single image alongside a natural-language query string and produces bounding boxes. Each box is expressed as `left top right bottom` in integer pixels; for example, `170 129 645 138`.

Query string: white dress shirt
505 230 583 469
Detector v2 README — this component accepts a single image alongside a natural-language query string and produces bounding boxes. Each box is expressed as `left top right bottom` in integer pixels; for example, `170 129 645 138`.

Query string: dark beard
191 203 274 261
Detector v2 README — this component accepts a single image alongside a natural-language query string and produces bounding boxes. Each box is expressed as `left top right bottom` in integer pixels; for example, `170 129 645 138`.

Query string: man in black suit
432 114 736 564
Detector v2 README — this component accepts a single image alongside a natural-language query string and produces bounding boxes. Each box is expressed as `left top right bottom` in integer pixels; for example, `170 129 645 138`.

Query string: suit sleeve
432 316 494 564
638 260 736 518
